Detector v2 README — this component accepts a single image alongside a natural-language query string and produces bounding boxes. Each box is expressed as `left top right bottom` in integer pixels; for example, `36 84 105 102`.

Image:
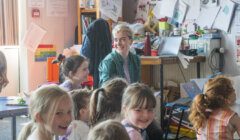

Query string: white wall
0 47 19 96
21 0 77 91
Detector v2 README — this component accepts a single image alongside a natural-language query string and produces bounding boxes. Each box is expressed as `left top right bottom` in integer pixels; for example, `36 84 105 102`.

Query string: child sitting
60 89 91 140
189 75 240 139
89 77 128 127
17 84 73 140
88 119 130 140
60 55 89 91
121 83 156 140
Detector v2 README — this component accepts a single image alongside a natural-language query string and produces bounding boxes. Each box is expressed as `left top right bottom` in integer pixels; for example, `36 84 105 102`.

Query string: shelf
80 8 96 13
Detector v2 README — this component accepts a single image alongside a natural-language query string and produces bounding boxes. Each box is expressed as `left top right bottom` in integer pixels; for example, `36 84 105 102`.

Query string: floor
0 115 30 140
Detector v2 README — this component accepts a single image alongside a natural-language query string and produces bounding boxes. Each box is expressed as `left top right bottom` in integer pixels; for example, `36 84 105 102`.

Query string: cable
208 48 224 74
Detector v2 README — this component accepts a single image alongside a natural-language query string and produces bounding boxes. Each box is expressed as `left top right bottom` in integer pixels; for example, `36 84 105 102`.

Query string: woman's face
113 31 132 57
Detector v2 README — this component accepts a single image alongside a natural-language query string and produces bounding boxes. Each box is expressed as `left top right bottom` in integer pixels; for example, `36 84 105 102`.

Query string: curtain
0 0 18 46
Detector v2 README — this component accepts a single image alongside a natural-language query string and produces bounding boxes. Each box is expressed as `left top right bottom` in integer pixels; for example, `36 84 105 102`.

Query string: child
17 84 73 140
60 55 89 91
88 119 130 140
189 75 240 139
89 77 128 126
0 51 9 92
121 83 156 140
60 89 91 140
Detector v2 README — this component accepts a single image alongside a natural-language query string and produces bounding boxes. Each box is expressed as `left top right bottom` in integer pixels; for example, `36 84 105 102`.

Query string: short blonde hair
112 24 133 39
88 120 130 140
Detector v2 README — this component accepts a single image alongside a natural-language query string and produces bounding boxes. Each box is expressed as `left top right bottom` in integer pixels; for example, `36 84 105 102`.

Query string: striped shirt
197 109 236 140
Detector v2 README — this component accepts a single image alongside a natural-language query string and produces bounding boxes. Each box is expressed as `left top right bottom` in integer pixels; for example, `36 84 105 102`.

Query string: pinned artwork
34 44 57 62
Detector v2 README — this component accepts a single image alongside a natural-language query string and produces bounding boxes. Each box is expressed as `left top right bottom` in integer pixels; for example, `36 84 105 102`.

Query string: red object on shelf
144 32 151 56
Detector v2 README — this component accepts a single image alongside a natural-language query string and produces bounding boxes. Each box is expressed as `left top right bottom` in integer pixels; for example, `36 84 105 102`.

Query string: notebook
182 80 202 99
158 36 182 57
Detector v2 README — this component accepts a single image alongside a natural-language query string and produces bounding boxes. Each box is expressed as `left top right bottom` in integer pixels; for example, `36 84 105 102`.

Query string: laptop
158 36 182 57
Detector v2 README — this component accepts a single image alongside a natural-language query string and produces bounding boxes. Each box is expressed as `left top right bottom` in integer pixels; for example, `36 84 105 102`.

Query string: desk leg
160 64 164 128
197 62 200 78
12 116 16 140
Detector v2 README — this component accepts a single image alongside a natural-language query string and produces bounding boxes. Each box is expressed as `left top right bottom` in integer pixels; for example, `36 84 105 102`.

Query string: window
0 0 18 46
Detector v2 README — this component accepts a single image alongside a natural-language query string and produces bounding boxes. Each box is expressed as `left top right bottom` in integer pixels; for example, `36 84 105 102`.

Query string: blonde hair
189 75 235 131
88 119 130 140
122 83 156 111
112 24 133 39
18 84 72 140
0 51 8 92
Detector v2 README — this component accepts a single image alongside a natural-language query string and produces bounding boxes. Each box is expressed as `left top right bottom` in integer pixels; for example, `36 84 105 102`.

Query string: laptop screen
158 36 182 57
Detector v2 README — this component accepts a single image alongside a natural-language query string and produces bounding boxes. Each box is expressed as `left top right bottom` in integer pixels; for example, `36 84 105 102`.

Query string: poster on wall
99 0 122 22
28 0 44 8
35 44 57 62
47 0 68 17
23 22 46 52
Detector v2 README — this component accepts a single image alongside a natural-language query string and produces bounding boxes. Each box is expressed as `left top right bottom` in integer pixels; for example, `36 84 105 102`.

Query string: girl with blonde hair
0 51 9 92
18 85 73 140
189 75 240 139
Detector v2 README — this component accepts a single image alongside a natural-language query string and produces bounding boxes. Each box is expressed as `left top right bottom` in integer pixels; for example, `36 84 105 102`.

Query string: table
140 56 206 127
0 97 28 140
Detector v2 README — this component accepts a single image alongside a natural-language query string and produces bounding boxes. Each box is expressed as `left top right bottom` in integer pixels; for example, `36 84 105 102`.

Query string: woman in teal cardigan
99 24 140 86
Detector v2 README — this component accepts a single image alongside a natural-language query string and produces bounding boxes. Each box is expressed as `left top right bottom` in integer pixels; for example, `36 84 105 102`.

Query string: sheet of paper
172 0 188 24
196 7 221 29
23 23 46 52
213 0 235 32
100 0 122 22
135 0 151 22
183 0 200 20
47 0 68 17
153 1 164 19
28 0 44 8
159 0 177 18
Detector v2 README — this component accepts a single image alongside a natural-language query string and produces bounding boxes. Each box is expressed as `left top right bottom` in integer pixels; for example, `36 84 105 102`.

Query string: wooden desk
140 56 206 127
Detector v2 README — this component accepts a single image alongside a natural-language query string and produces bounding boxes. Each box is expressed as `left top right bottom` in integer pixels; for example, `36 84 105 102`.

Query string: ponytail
17 121 35 140
189 94 210 131
89 88 107 126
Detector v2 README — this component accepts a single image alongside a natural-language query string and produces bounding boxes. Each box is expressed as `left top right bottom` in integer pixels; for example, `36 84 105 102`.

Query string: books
182 81 202 99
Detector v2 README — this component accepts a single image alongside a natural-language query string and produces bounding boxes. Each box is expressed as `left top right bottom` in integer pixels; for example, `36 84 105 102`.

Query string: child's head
62 55 89 83
70 89 91 122
29 84 73 136
121 83 156 129
88 119 130 140
112 24 133 56
0 51 9 92
89 77 128 126
189 75 236 130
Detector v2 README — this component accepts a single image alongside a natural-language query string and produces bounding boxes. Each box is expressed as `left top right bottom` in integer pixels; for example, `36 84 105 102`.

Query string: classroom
0 0 240 140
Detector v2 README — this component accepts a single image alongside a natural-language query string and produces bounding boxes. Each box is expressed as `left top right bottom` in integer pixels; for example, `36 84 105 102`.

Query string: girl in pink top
189 75 240 140
121 83 156 140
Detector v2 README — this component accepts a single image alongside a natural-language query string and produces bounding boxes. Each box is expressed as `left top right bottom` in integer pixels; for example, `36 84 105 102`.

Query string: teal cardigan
99 50 141 86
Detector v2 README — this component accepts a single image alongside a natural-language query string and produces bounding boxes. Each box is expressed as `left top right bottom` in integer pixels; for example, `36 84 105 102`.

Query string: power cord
208 47 224 74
